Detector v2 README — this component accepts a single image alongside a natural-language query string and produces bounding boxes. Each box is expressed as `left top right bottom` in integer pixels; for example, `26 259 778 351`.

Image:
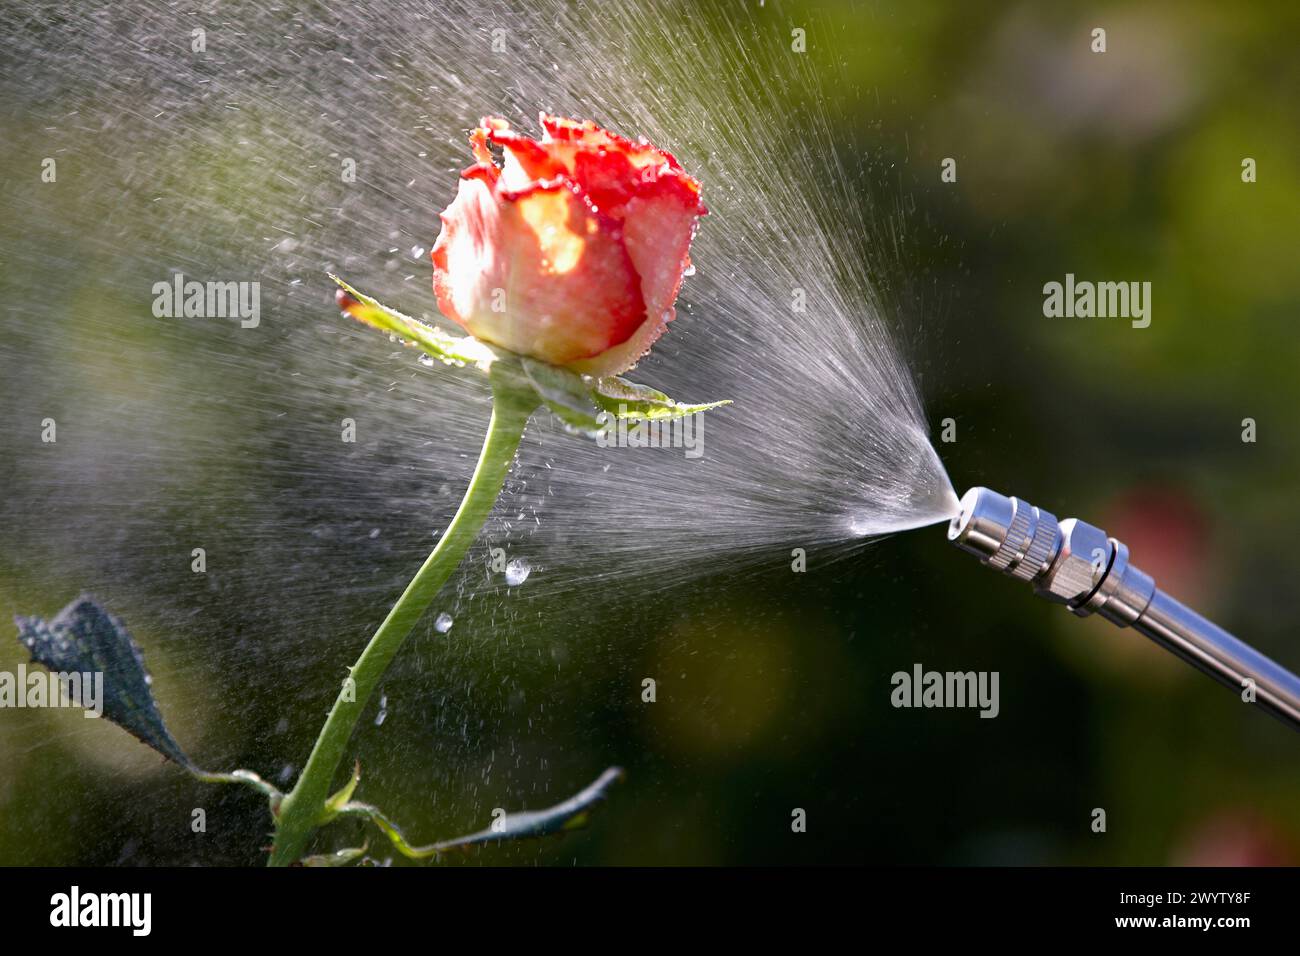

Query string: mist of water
2 1 956 613
0 3 963 842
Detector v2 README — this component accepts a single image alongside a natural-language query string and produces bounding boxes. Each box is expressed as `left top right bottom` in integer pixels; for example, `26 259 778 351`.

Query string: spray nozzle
946 486 1300 731
949 487 1100 603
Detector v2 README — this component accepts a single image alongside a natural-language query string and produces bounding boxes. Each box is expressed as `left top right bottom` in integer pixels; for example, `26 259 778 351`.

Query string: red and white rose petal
433 174 646 365
432 113 705 373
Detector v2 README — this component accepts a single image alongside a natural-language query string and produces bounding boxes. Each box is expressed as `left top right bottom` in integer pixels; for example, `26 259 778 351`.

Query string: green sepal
592 376 732 421
331 275 496 369
333 277 730 429
519 356 604 433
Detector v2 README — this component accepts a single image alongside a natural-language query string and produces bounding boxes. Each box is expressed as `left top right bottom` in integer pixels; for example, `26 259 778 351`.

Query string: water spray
948 487 1300 731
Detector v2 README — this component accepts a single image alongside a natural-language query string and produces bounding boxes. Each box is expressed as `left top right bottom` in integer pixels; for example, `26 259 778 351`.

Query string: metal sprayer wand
948 487 1300 732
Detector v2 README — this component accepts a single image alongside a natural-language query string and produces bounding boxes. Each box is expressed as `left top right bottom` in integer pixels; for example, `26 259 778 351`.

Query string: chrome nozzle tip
948 487 1075 592
947 486 1017 561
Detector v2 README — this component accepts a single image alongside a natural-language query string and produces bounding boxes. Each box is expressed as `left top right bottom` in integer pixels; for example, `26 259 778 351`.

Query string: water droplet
375 694 388 726
411 245 426 259
505 558 531 586
369 527 380 538
434 612 453 633
683 263 696 277
418 353 436 367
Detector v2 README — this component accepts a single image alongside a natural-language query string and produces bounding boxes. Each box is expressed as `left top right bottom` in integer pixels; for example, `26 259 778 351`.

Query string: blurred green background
1 0 1298 865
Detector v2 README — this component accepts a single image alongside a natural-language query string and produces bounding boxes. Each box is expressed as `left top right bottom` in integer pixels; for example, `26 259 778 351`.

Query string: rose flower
431 113 706 375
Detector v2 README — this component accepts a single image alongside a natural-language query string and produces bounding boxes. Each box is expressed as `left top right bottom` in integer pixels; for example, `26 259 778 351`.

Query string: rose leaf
14 595 195 770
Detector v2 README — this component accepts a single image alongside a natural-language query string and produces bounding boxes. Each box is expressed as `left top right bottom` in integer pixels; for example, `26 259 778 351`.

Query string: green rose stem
268 363 537 867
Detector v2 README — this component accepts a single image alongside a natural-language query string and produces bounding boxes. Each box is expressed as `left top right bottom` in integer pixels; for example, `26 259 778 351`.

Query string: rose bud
431 113 706 376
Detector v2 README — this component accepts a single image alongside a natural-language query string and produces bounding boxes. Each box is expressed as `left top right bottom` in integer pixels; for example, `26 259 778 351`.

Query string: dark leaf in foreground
15 595 195 770
340 766 626 860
